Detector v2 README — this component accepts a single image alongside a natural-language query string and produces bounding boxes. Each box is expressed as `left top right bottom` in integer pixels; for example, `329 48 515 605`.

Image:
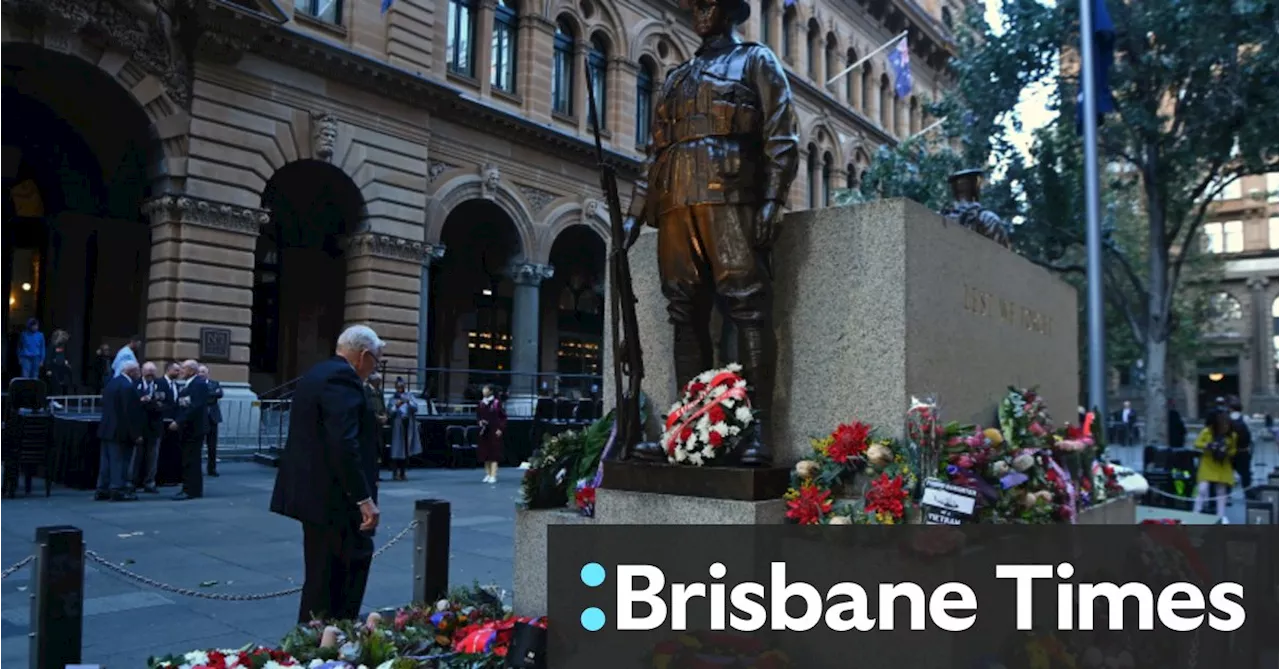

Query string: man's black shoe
94 491 111 501
207 471 220 477
172 492 196 501
143 486 160 493
112 493 139 502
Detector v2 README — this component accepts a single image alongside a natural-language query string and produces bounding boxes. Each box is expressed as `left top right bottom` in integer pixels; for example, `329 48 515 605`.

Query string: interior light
20 283 31 291
1208 372 1225 382
7 296 14 307
482 289 493 296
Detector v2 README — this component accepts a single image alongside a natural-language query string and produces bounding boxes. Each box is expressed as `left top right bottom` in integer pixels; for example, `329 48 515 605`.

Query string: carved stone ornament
8 0 195 107
480 163 502 199
141 194 268 234
427 159 456 184
343 233 444 265
311 112 339 162
582 198 601 221
506 262 555 286
517 184 557 213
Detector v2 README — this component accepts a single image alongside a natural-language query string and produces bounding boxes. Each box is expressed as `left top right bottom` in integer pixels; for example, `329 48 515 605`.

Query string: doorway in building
250 160 364 392
1196 356 1241 419
3 45 156 390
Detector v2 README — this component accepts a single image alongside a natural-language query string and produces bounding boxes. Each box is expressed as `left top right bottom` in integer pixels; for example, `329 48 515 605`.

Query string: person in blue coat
17 318 45 380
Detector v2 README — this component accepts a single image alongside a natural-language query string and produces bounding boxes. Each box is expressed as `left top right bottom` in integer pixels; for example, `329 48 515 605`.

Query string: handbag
1207 439 1229 462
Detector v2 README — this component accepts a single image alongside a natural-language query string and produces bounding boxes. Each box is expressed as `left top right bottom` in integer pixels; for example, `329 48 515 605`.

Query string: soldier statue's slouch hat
680 0 750 25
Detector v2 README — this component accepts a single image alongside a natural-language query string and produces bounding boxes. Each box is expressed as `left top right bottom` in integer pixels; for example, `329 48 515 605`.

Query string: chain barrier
9 519 419 600
1 555 35 580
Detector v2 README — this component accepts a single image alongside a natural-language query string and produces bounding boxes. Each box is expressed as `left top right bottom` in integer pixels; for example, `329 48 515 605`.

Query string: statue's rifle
584 61 644 459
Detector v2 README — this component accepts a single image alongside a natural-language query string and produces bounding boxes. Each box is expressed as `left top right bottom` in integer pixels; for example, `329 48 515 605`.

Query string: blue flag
783 0 796 6
887 37 912 99
381 0 394 14
1076 0 1116 133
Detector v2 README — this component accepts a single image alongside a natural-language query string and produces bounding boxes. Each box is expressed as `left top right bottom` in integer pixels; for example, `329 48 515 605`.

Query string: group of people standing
96 356 223 502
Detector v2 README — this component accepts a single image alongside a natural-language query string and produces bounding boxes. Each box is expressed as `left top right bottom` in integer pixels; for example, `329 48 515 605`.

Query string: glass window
1204 220 1244 254
806 146 817 209
635 60 655 147
846 163 856 190
491 0 518 92
942 6 953 28
552 19 575 115
782 8 795 62
1208 292 1244 330
298 0 340 23
1216 177 1242 201
447 0 476 77
1270 216 1279 250
588 36 609 129
760 0 772 47
821 153 832 207
1267 173 1279 203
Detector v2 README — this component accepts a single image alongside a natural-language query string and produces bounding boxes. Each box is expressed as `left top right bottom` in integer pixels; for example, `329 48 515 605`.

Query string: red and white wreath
662 364 755 466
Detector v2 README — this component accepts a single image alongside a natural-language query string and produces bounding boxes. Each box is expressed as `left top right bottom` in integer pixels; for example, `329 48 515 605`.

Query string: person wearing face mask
1227 396 1253 491
270 325 383 624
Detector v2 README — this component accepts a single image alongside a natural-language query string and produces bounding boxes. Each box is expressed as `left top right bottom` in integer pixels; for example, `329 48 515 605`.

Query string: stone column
417 243 447 385
476 0 497 96
770 10 784 56
342 233 439 376
1247 277 1272 408
507 262 554 398
521 14 555 117
143 195 266 443
575 39 590 134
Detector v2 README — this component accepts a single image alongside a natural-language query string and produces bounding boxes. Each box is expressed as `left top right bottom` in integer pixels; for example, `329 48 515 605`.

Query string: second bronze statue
624 0 800 466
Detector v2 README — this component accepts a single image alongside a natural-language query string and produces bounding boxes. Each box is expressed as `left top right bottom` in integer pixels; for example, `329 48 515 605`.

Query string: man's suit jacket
206 379 224 424
270 356 379 529
135 376 174 441
99 375 144 445
176 375 211 438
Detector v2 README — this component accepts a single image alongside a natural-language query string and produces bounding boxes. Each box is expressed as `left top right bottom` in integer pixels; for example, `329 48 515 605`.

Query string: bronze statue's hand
753 202 781 249
623 216 643 250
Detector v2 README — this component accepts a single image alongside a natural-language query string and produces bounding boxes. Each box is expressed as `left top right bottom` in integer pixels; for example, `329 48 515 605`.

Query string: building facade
2 0 959 402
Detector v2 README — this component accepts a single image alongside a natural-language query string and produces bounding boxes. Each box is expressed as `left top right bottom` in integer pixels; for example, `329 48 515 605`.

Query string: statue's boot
735 323 776 467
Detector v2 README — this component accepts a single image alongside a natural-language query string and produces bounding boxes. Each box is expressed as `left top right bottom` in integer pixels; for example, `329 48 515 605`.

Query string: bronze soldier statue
624 0 800 466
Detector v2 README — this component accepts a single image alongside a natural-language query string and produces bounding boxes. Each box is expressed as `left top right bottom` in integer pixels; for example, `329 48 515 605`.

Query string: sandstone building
2 0 959 403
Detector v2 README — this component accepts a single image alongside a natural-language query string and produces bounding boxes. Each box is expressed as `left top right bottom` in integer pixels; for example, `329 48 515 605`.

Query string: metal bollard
29 526 84 669
412 499 451 604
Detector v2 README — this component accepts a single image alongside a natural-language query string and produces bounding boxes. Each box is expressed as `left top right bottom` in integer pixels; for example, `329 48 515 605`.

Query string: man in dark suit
199 365 224 477
270 325 383 624
132 362 173 493
170 359 210 500
96 361 144 501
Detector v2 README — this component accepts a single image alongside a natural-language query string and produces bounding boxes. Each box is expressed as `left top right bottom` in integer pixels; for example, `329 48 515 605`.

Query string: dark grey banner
547 526 1277 668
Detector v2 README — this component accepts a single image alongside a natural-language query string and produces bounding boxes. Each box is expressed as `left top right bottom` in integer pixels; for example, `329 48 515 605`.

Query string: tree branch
1102 261 1145 345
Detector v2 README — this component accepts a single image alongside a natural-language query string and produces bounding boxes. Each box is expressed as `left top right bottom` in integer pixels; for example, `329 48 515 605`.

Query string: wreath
662 365 754 466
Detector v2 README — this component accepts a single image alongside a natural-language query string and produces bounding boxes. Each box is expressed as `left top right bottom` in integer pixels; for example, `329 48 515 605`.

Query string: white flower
310 660 327 669
733 380 747 389
674 448 688 462
670 402 682 414
712 422 729 436
722 399 735 408
734 407 753 423
726 363 743 372
185 652 210 666
710 385 727 398
696 415 711 430
728 425 741 436
264 662 293 669
689 452 704 466
697 371 714 383
701 445 716 459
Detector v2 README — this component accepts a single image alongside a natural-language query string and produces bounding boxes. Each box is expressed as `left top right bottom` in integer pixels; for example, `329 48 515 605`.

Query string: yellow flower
984 428 1004 445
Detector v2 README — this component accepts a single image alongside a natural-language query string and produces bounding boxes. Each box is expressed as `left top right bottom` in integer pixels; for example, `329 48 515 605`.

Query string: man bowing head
271 325 384 624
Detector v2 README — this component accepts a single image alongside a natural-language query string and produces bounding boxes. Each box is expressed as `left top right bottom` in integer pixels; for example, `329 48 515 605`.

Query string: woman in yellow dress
1192 410 1238 522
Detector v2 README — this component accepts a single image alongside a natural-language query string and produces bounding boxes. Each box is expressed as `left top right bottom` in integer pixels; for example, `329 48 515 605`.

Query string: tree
840 0 1277 445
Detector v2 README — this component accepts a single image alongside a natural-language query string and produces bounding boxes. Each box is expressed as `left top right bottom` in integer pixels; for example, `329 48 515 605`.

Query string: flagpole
825 30 908 87
906 117 946 141
1080 0 1107 423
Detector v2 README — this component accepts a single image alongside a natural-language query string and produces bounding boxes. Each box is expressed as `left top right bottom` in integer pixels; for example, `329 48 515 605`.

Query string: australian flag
887 37 912 99
1076 0 1116 133
381 0 394 14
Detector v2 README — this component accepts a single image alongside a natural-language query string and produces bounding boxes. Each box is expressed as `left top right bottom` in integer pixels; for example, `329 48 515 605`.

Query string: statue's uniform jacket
626 33 799 437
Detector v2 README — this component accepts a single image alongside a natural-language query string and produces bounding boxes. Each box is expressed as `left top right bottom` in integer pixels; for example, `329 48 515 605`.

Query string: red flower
785 483 832 525
575 485 596 510
707 404 726 424
709 431 724 448
827 422 871 464
688 381 707 395
864 474 908 520
680 426 693 441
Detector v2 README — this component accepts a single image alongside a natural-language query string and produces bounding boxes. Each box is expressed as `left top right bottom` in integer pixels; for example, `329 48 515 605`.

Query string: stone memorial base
605 198 1079 461
1078 496 1136 524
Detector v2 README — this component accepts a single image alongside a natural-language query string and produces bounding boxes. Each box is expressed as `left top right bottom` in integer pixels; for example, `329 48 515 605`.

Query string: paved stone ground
0 463 519 668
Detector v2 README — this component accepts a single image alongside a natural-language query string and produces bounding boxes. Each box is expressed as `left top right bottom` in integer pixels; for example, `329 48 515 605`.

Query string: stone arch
546 0 628 58
534 201 610 263
426 169 537 258
630 20 689 66
2 34 188 183
801 119 844 166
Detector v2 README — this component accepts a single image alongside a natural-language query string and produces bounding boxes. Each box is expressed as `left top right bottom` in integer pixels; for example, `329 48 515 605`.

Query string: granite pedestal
605 198 1080 462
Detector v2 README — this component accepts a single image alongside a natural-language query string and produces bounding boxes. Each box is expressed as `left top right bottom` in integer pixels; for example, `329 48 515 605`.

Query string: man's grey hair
336 325 385 356
119 361 140 374
198 365 210 375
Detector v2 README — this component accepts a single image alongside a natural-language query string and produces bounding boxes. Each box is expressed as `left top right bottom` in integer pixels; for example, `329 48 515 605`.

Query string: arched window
491 0 518 92
447 0 477 76
845 162 856 190
636 57 656 147
1208 292 1244 331
822 152 833 206
760 0 773 49
782 6 796 63
824 33 838 91
298 0 341 24
552 18 575 115
806 143 818 209
845 48 858 107
942 6 954 29
909 96 919 135
880 73 892 129
588 34 609 129
860 63 873 115
806 20 820 80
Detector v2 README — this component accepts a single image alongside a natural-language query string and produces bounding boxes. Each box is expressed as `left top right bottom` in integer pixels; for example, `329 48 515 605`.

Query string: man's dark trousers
206 423 219 475
181 430 205 497
298 520 373 623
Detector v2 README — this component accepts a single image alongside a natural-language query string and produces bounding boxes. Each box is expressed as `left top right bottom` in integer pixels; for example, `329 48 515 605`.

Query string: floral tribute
662 365 754 466
153 586 538 669
650 631 791 669
784 419 916 525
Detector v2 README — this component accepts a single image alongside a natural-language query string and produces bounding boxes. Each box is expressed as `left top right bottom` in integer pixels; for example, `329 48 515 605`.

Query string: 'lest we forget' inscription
962 283 1052 336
